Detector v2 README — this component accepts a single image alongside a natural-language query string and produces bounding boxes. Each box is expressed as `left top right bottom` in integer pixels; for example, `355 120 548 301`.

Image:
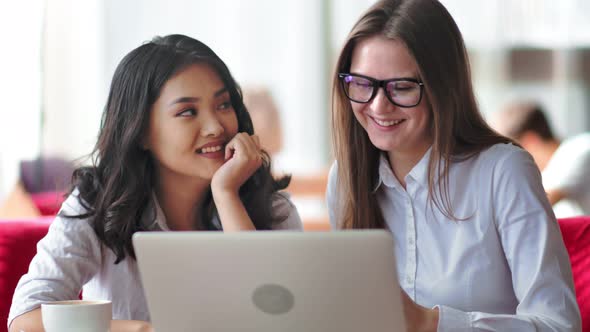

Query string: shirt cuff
434 305 472 332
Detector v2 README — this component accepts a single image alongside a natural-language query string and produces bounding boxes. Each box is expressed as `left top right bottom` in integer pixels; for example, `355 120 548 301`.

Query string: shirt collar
373 147 433 192
407 147 432 189
140 192 170 231
373 154 400 192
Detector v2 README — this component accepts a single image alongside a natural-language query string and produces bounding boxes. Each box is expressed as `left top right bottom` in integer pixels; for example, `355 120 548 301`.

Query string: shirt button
408 238 414 245
406 276 413 283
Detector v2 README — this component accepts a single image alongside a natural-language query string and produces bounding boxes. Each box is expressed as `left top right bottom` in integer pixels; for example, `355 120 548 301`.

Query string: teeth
374 118 404 127
200 145 223 153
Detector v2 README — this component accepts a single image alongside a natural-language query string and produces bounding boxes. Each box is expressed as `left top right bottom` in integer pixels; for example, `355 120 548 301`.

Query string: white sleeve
543 135 590 197
325 161 340 230
270 191 303 231
7 194 103 325
437 148 581 332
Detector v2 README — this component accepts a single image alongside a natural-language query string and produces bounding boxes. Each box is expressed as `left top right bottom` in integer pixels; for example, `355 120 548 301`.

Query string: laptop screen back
133 230 405 332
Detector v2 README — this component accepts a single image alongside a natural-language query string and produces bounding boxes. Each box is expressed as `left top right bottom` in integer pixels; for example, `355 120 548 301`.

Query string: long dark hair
331 0 514 229
65 34 290 263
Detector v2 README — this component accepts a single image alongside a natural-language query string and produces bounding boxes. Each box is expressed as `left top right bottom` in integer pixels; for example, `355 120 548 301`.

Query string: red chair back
30 191 65 216
1 216 588 332
0 218 52 332
558 216 590 332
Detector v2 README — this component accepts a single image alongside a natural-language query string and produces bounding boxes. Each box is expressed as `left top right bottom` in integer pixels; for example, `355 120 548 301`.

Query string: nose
200 112 225 137
368 87 394 114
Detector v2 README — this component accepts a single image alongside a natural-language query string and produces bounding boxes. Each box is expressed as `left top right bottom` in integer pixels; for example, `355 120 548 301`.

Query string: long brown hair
331 0 513 229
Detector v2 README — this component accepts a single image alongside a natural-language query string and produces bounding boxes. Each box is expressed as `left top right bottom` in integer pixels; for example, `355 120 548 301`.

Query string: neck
154 171 210 231
532 140 560 171
387 144 431 189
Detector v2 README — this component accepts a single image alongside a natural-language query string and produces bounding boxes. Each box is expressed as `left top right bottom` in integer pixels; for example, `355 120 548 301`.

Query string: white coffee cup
41 300 112 332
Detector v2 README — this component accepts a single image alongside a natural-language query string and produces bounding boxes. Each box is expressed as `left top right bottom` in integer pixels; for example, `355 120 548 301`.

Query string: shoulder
490 143 534 168
326 161 341 229
270 191 295 210
49 189 100 248
60 188 92 216
486 142 541 176
270 191 303 231
468 143 534 175
563 132 590 148
457 143 540 197
488 144 540 185
544 133 590 191
327 161 338 181
554 133 590 161
478 142 527 162
326 161 339 198
480 144 551 222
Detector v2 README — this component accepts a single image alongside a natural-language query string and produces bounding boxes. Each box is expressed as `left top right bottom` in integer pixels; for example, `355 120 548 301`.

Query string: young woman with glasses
328 0 581 331
8 34 302 332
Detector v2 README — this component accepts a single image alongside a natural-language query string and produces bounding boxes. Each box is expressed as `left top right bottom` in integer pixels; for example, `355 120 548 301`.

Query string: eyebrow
167 87 229 106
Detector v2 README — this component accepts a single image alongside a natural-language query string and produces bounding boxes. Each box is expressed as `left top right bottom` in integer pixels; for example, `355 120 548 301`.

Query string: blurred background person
0 154 39 219
0 157 73 218
242 86 283 157
491 101 590 217
0 154 39 218
0 182 40 218
242 86 329 229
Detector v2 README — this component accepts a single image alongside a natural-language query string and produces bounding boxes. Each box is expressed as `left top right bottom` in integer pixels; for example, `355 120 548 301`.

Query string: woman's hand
211 133 263 196
111 320 154 332
210 133 262 231
401 290 439 332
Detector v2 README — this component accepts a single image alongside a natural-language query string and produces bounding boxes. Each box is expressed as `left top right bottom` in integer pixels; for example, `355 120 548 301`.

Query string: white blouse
327 143 581 332
8 191 302 326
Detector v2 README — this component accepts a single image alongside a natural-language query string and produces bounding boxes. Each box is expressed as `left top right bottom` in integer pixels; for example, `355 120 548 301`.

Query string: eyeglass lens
343 74 421 107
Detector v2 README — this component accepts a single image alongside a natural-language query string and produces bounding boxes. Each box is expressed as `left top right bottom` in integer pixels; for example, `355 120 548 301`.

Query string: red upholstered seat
558 216 590 332
1 216 588 332
0 218 52 332
29 191 65 216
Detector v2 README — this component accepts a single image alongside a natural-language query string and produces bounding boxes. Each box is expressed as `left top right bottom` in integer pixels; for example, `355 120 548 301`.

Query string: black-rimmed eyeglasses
338 73 424 108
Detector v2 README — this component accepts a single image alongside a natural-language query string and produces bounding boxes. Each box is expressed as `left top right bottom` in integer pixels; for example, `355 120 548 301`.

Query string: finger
249 134 264 162
252 134 261 151
224 136 239 160
224 143 233 160
247 134 261 159
246 134 263 158
252 135 264 162
226 133 252 160
234 133 258 158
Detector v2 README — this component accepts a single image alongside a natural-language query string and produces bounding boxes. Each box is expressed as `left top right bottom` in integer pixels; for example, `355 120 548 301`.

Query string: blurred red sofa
1 216 589 332
30 191 65 216
0 217 53 331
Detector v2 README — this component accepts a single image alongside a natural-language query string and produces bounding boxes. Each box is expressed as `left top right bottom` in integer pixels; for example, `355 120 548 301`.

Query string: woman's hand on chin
211 133 263 196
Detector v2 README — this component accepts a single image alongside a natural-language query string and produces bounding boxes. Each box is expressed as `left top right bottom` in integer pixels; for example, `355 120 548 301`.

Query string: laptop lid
132 230 405 332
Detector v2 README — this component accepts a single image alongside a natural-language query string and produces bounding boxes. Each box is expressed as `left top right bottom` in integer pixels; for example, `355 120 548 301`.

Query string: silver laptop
132 230 405 332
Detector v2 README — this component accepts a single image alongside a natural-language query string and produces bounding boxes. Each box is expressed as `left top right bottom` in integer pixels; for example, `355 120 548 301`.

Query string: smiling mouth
196 145 224 154
373 118 406 127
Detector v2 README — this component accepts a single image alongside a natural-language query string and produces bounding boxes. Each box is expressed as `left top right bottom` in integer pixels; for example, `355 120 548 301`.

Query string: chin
368 138 396 153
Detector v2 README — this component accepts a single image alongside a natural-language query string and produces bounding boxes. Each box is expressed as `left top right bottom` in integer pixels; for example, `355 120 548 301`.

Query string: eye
176 108 197 117
353 81 372 88
217 101 233 112
390 81 418 92
347 77 373 91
